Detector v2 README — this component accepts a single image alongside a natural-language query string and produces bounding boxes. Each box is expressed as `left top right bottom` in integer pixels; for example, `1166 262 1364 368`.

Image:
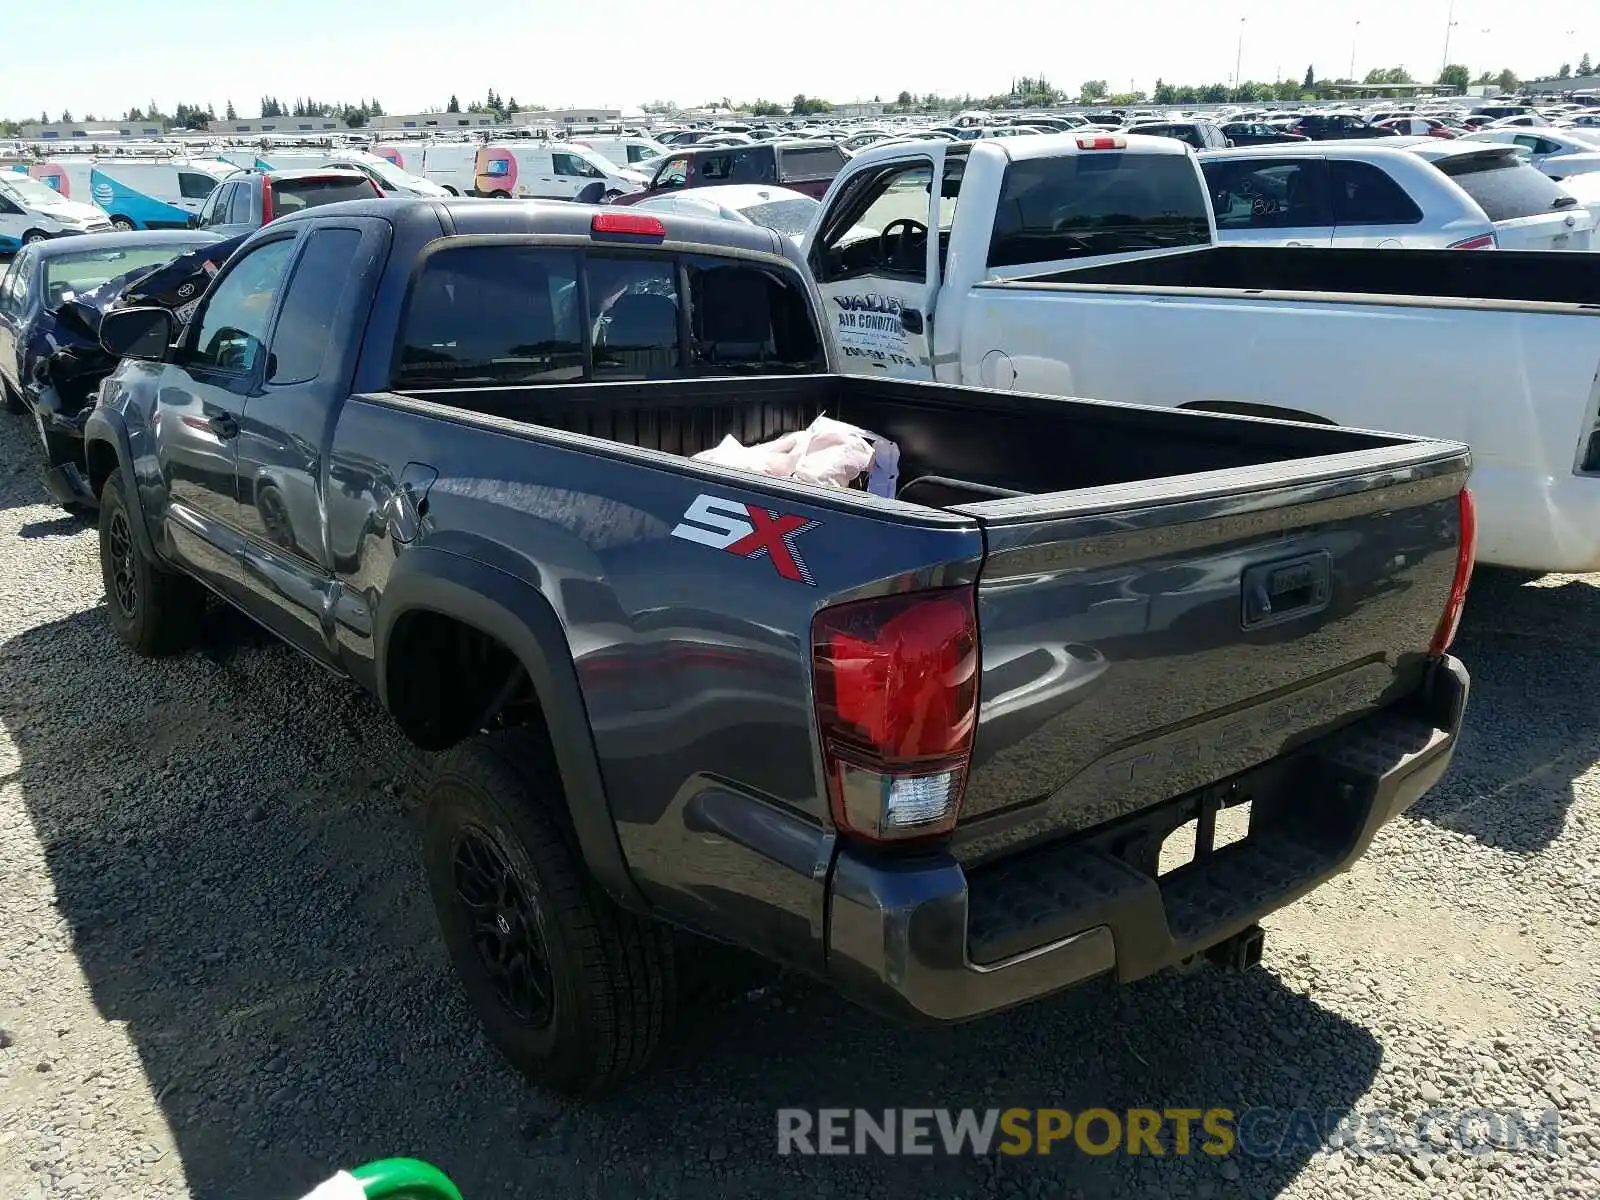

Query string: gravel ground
0 410 1597 1200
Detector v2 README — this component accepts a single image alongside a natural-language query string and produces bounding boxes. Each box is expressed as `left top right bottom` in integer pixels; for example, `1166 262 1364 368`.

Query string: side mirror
100 306 175 362
187 213 201 229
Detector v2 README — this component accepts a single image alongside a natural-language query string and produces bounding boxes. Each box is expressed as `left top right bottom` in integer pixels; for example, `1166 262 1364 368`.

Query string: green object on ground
350 1158 464 1200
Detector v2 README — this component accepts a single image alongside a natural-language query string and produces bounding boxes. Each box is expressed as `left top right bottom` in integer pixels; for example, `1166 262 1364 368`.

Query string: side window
228 181 257 226
0 261 21 316
1534 138 1563 155
265 228 364 385
698 154 733 183
1329 160 1423 226
179 171 218 200
728 149 774 184
393 246 584 387
683 254 825 373
183 238 297 374
813 161 934 283
588 255 682 380
198 184 230 227
1202 159 1328 230
552 152 602 178
653 157 689 190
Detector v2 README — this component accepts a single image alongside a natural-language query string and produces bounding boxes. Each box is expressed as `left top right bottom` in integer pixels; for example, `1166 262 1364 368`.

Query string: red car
609 140 848 206
189 167 384 237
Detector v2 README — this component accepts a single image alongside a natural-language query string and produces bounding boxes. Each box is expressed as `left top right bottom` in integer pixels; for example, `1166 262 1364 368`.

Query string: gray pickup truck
84 197 1474 1093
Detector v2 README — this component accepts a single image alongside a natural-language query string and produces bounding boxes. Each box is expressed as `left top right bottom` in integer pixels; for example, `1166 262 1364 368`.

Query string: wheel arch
83 412 160 562
376 548 644 910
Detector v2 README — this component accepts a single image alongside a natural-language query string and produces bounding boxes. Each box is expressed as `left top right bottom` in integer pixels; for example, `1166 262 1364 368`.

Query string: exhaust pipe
1205 923 1265 974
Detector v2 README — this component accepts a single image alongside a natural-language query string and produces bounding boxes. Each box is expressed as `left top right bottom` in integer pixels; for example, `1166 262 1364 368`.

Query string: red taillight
1076 135 1126 150
261 180 273 225
590 212 666 238
811 588 979 842
1430 488 1477 655
1447 233 1496 250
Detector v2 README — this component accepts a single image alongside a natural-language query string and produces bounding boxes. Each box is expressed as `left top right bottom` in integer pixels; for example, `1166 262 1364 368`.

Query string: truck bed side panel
958 285 1600 571
333 393 985 966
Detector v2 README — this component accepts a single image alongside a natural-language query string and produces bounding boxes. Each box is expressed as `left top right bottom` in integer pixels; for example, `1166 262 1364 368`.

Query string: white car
1199 140 1592 251
1459 127 1600 180
1400 139 1594 251
319 151 450 198
1198 143 1498 248
632 184 821 244
1555 171 1600 232
0 171 111 251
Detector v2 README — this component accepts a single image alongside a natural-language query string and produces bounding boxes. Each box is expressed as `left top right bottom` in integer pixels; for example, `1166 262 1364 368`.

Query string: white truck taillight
1447 233 1497 249
1430 488 1477 655
811 588 979 842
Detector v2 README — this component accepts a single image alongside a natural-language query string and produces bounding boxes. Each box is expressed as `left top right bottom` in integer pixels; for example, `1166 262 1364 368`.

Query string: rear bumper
824 655 1468 1022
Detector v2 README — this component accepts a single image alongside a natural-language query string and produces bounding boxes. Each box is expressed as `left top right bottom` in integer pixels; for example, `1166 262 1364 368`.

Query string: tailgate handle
1241 551 1332 629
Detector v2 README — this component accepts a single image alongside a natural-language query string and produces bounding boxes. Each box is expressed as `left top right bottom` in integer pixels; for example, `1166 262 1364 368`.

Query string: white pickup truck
802 133 1600 573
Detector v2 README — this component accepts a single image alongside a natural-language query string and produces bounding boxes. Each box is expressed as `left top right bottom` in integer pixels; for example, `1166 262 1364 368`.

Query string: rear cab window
988 151 1213 268
392 243 825 389
777 144 848 182
270 176 377 216
1436 152 1574 222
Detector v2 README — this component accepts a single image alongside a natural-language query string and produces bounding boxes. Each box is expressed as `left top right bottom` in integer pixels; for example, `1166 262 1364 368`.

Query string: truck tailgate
949 439 1471 866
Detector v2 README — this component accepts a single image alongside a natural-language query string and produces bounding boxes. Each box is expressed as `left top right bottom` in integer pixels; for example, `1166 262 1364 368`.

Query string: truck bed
394 373 1400 507
1014 245 1600 310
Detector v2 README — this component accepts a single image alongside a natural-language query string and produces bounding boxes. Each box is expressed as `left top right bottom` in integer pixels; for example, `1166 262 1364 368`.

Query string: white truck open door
804 141 951 380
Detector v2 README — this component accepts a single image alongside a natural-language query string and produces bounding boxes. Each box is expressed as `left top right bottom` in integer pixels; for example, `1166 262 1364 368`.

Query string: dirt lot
0 410 1597 1200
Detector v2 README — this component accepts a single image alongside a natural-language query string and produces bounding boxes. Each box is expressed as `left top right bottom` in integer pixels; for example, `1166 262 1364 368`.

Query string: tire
489 190 510 199
1 378 24 415
98 467 205 656
442 185 460 196
602 189 622 203
110 216 136 233
21 229 48 246
423 730 676 1094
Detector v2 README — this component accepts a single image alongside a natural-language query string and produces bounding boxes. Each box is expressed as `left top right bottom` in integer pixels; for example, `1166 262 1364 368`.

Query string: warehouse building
18 121 167 140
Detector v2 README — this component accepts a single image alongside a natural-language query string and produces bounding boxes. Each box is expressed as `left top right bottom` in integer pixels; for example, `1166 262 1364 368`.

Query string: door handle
900 308 924 335
206 412 239 439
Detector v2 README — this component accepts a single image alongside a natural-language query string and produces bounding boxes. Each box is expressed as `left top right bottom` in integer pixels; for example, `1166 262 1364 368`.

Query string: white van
569 135 668 169
28 159 233 230
471 142 651 200
316 151 449 198
415 143 480 195
0 170 112 251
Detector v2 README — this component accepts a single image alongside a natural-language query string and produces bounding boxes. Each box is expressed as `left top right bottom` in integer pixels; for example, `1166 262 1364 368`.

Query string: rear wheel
110 216 136 232
422 729 677 1094
21 229 47 246
98 467 205 656
489 189 510 199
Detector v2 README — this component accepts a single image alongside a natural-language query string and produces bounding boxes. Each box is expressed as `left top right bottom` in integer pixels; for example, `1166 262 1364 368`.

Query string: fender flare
82 407 161 562
376 547 645 911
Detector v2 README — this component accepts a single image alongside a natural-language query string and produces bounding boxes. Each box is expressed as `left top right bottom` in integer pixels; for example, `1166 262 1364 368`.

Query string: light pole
1235 17 1247 92
1441 0 1458 80
1350 20 1360 80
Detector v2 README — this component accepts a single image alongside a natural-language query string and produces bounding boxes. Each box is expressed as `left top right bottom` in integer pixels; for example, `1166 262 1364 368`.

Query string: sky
2 0 1594 121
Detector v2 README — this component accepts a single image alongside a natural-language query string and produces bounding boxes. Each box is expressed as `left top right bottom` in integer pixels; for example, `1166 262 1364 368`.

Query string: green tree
446 94 461 113
1558 63 1572 79
1079 79 1108 102
225 99 237 120
1364 67 1414 86
1153 79 1175 104
59 109 73 123
1438 63 1470 90
896 90 912 109
1474 71 1495 84
1303 65 1315 89
1496 68 1519 93
1580 53 1593 76
344 108 367 128
506 96 519 115
748 99 786 117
